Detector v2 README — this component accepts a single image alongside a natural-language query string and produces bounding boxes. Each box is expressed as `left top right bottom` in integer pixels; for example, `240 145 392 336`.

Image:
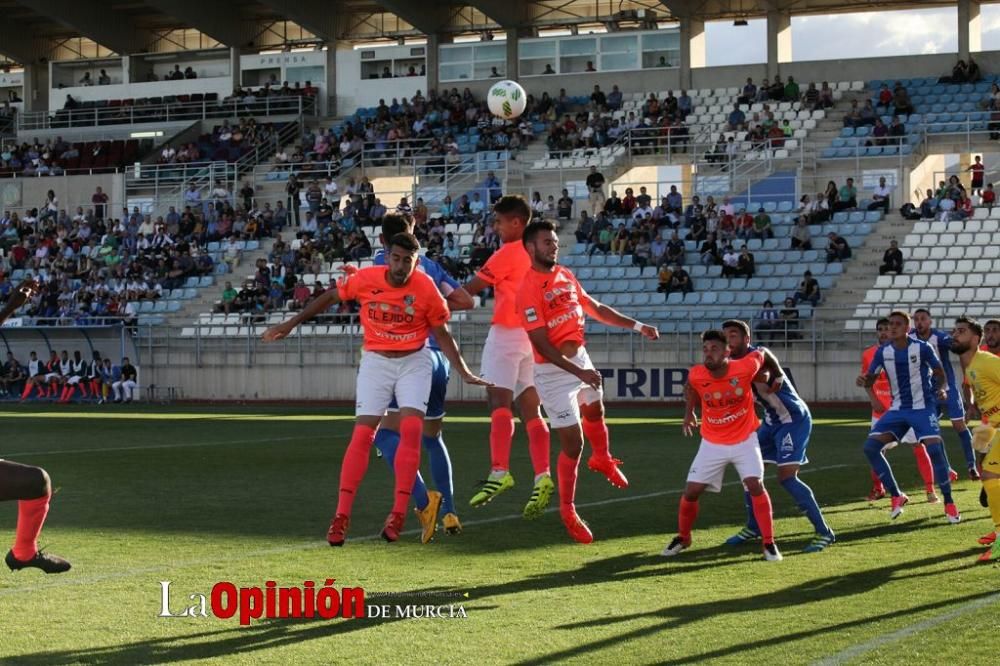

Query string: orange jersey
516 265 589 363
689 351 764 445
862 344 892 417
337 266 449 352
476 241 532 328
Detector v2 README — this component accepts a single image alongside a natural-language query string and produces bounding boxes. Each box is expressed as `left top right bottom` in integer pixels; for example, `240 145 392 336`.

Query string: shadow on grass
512 547 987 665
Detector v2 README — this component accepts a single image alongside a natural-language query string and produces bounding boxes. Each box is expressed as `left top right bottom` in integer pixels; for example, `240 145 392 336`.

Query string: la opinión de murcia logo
159 581 468 624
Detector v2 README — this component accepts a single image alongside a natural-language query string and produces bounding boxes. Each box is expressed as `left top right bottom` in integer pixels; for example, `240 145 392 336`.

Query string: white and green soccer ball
487 80 527 120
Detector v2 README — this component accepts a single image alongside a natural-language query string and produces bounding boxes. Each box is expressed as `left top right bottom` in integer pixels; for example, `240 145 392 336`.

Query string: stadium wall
141 348 916 404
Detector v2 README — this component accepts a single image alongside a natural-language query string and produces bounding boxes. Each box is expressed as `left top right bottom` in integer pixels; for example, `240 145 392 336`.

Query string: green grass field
0 405 996 665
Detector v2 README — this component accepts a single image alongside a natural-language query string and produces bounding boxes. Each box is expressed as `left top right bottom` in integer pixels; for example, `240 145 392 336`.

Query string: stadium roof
0 0 978 64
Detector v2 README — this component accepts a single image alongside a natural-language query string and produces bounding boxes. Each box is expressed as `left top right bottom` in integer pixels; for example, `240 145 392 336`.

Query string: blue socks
373 428 457 514
925 441 954 504
957 428 976 470
781 476 831 535
742 490 759 534
864 437 902 497
422 433 456 515
374 428 430 510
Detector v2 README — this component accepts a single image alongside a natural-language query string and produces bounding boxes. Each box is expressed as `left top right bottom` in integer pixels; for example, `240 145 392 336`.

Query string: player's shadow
510 547 986 665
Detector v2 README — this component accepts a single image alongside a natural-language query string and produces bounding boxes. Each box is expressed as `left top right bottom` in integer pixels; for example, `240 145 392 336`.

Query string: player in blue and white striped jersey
858 310 960 523
911 308 978 480
722 320 835 553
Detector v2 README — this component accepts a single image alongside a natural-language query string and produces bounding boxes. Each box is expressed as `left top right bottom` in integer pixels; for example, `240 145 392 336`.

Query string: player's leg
375 409 436 543
112 380 123 402
581 398 626 487
771 418 834 550
922 436 960 523
976 429 1000 561
521 364 568 520
328 353 397 546
864 413 909 517
552 422 594 544
0 460 71 573
420 351 460 534
732 433 781 561
727 423 774 545
910 442 938 502
662 440 729 556
19 376 35 401
381 350 434 541
123 380 137 402
950 416 979 479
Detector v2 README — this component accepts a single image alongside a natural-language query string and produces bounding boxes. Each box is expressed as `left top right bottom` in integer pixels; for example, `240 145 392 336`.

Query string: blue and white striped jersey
910 328 959 391
748 345 810 425
867 339 943 410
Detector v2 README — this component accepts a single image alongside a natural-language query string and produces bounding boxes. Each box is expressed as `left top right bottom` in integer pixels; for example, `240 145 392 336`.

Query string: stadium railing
16 96 318 132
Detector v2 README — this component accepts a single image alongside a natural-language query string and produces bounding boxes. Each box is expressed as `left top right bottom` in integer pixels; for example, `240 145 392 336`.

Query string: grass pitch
0 405 996 665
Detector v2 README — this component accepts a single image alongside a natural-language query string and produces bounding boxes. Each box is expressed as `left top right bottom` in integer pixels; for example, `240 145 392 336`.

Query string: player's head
522 220 558 270
493 195 531 243
721 320 751 356
73 350 81 361
984 319 1000 351
122 357 130 364
379 214 413 248
60 350 69 360
950 316 983 353
386 232 420 287
701 329 730 370
888 311 911 342
913 308 932 335
30 351 36 359
875 317 891 345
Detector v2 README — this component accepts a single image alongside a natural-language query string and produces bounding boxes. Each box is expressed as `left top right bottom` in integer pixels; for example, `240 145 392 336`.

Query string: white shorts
533 347 602 429
480 325 534 396
686 433 765 493
870 417 916 445
355 348 433 417
43 373 60 382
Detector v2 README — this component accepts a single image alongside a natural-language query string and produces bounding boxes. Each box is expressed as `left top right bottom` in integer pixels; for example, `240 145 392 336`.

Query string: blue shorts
758 417 811 466
870 408 942 442
939 389 965 421
387 348 450 419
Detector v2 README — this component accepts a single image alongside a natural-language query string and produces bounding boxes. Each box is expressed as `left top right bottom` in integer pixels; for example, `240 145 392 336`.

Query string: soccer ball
487 80 527 120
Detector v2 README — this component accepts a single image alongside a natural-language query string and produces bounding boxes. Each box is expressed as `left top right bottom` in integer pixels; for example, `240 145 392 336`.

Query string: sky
704 5 1000 67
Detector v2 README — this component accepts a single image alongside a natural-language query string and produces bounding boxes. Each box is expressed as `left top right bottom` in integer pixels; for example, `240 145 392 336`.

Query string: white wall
336 45 428 113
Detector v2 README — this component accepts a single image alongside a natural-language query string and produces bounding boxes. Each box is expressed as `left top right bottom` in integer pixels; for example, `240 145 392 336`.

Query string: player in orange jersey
263 233 490 546
1 279 71 574
516 220 658 543
662 329 784 561
463 195 554 515
862 317 937 503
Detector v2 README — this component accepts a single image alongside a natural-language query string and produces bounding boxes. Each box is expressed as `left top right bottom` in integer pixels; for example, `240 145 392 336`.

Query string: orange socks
13 494 50 561
489 408 515 472
525 417 550 476
335 424 376 518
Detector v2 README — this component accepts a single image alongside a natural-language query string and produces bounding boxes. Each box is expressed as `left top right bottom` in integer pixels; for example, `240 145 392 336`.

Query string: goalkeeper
950 317 1000 563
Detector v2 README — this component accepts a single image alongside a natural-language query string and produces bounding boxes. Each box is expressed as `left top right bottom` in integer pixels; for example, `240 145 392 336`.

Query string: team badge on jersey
525 307 538 323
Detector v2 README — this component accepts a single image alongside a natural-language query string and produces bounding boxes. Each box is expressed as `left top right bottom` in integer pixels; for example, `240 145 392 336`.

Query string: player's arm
682 381 699 436
430 323 491 386
755 347 785 394
262 288 340 341
463 275 490 298
446 286 474 311
580 293 658 340
857 354 880 389
922 343 948 400
525 328 602 390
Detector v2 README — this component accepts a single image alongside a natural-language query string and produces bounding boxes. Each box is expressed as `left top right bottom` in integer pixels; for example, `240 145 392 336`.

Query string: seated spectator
656 264 672 293
918 188 939 218
610 223 629 255
79 72 94 86
876 83 893 112
665 232 685 266
736 246 755 278
784 76 800 102
946 59 969 84
888 115 906 144
790 218 813 250
606 85 623 111
557 189 573 221
219 281 237 315
834 178 858 211
780 298 801 340
588 225 612 255
664 265 692 295
893 85 914 115
879 240 904 275
818 81 835 108
721 244 739 277
983 182 996 211
756 300 780 343
794 271 821 305
802 82 821 110
869 176 891 213
734 208 754 240
98 69 111 85
870 117 888 146
825 232 851 262
738 78 756 105
699 233 720 266
858 100 877 126
727 104 745 131
633 234 651 269
968 57 982 83
752 208 774 239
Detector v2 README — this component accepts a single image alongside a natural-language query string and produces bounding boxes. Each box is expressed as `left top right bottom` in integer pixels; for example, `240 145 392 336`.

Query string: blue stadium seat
198 276 213 288
717 292 735 305
594 268 610 279
184 277 200 288
840 127 855 137
609 267 626 279
634 293 652 306
578 268 593 280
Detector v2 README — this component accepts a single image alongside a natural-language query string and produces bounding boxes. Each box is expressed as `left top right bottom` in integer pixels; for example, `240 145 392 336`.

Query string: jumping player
517 220 658 542
863 317 937 503
463 195 554 517
262 233 489 545
662 329 783 562
912 308 979 479
857 311 959 523
367 214 475 542
950 317 1000 562
1 279 72 573
721 320 835 552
